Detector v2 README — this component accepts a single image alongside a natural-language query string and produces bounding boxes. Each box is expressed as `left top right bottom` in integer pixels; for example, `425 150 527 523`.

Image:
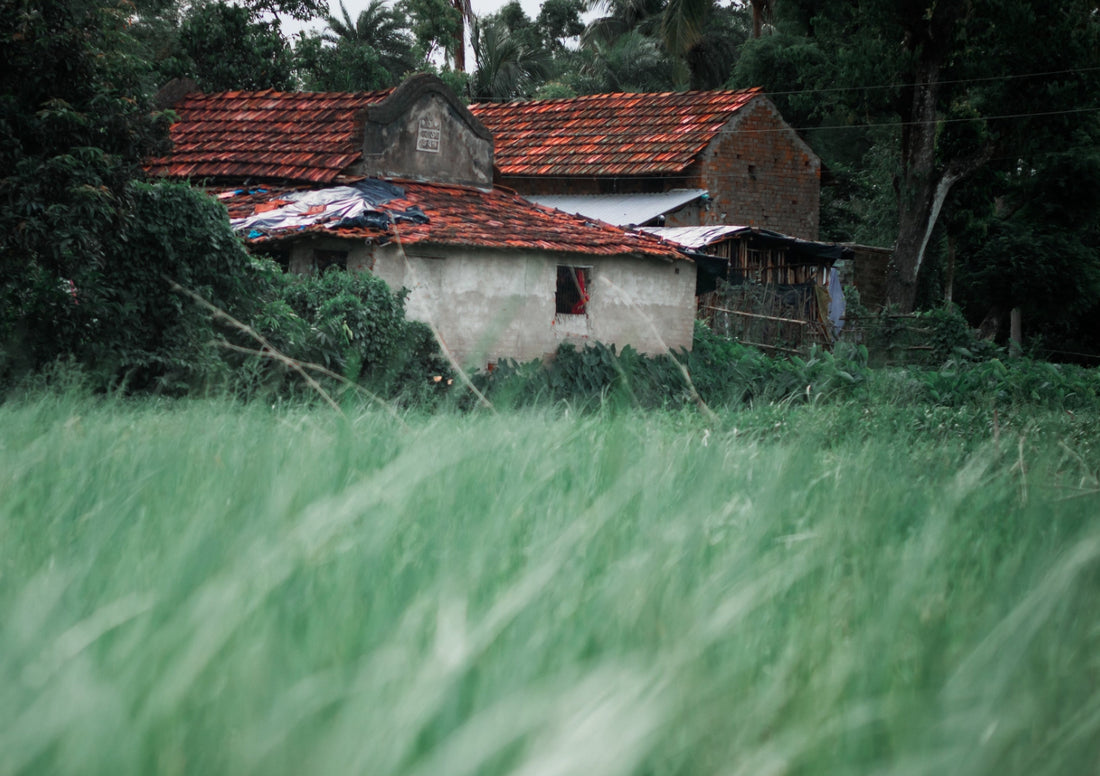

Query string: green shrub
856 304 999 367
259 269 452 403
475 323 871 411
688 320 869 406
476 342 691 410
1 181 270 393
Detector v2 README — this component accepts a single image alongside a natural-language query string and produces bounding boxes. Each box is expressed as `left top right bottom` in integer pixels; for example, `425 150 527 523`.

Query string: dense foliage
0 0 450 396
256 269 453 402
1 0 214 389
471 320 1100 414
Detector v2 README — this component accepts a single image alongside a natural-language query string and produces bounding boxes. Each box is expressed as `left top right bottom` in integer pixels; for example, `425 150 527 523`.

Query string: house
469 89 821 239
642 225 850 352
148 74 695 366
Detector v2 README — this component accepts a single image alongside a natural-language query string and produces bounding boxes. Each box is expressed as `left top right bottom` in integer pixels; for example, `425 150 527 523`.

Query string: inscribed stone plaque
416 118 441 153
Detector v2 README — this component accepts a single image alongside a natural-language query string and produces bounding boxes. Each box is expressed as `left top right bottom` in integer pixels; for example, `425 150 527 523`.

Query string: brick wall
686 98 820 239
496 96 821 238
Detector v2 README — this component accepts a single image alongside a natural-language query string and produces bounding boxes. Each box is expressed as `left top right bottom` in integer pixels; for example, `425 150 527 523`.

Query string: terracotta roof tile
470 88 762 178
220 181 686 261
147 90 391 183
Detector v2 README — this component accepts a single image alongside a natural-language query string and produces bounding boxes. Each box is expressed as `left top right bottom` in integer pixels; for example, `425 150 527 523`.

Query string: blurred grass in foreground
1 393 1098 775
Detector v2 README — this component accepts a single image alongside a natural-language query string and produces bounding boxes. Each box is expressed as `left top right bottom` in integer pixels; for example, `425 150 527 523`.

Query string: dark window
556 266 590 315
314 249 347 274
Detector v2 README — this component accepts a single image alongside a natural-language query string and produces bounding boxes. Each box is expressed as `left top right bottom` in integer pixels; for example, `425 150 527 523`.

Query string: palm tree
576 29 679 93
582 0 663 47
324 0 416 82
659 0 713 57
470 16 550 101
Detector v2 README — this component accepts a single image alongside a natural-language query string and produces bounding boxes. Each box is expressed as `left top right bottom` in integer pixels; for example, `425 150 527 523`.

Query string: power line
782 105 1100 135
760 65 1100 99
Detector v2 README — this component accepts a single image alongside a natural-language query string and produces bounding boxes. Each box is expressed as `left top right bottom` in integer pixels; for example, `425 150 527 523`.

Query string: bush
1 181 270 393
474 323 872 411
475 342 691 410
853 304 999 367
255 268 452 403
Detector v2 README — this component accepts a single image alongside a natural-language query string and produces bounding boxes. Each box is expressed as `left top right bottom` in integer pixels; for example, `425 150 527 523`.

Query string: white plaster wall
373 244 696 367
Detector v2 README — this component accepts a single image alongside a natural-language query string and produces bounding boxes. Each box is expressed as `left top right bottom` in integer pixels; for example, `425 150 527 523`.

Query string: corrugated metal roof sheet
640 225 751 249
470 88 761 178
526 189 707 227
643 225 848 265
222 181 687 261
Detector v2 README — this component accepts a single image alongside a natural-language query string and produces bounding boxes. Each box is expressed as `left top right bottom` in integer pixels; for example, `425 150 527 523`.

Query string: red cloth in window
571 269 589 314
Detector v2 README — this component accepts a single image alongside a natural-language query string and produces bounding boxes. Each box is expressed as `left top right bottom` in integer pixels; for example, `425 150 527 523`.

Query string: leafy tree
295 31 389 91
324 0 418 83
682 2 750 89
583 0 664 49
955 142 1100 353
398 0 471 71
173 0 294 91
733 0 1100 314
0 0 268 390
2 0 165 376
128 0 318 92
579 0 750 91
400 0 460 64
659 0 713 59
536 0 585 50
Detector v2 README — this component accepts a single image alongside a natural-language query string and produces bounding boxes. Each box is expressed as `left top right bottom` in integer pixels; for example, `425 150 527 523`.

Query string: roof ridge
181 88 394 104
471 86 762 110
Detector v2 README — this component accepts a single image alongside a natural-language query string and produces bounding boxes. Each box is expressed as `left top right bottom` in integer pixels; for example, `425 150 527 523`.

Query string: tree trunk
453 22 466 72
944 233 956 304
750 0 770 39
885 59 943 313
1009 307 1022 356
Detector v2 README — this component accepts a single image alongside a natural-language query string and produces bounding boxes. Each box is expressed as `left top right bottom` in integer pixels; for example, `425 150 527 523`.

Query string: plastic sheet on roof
229 180 420 235
224 180 687 260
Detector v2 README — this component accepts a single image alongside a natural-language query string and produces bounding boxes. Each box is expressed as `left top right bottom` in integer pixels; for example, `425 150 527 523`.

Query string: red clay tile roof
470 88 762 178
147 89 391 184
220 181 686 261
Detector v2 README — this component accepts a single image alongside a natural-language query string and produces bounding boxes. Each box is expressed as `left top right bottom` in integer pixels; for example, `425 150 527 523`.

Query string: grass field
2 390 1099 775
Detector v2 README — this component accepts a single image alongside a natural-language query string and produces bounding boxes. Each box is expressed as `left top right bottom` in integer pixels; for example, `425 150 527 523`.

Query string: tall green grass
2 393 1098 775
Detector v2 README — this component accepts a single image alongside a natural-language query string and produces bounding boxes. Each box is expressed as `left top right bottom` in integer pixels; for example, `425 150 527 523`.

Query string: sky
283 0 548 38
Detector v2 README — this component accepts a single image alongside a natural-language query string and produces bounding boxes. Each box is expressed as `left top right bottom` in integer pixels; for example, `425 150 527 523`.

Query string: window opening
313 249 348 274
556 266 590 315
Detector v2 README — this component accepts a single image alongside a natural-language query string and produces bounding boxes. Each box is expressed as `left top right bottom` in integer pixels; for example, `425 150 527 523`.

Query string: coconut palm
582 0 664 47
470 15 551 101
323 0 416 83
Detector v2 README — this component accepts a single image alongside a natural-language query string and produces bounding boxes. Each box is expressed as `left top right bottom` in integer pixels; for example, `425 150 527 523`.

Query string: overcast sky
283 0 547 38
